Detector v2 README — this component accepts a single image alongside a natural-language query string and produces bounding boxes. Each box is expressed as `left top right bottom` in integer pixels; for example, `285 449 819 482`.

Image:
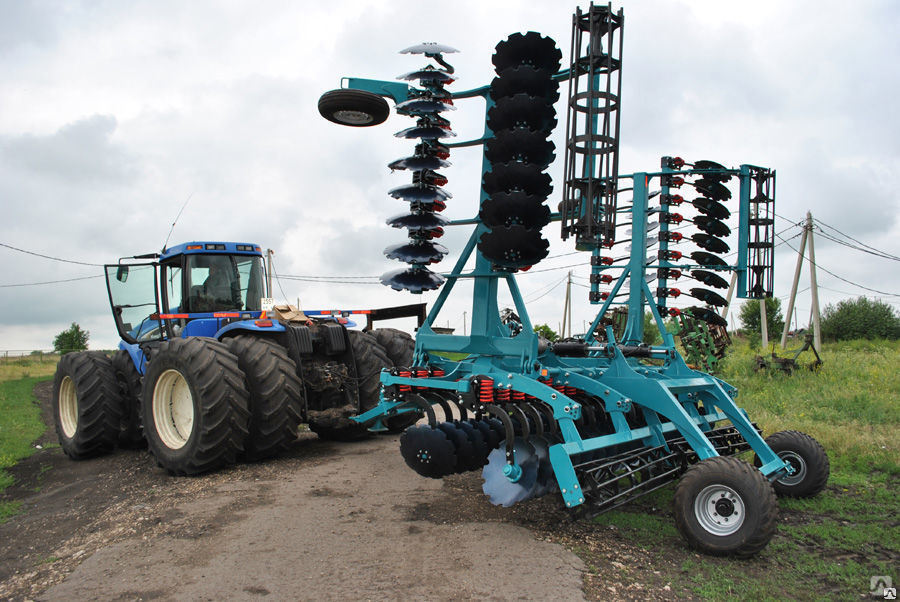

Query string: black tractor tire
308 330 390 441
141 337 250 475
226 335 304 461
754 430 829 498
52 351 124 460
371 327 415 367
111 350 147 449
318 89 390 127
673 456 778 557
371 327 420 431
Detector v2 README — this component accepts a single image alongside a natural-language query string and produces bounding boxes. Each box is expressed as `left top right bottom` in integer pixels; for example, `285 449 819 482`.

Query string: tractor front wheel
754 430 829 498
674 456 778 557
141 338 250 475
52 351 124 459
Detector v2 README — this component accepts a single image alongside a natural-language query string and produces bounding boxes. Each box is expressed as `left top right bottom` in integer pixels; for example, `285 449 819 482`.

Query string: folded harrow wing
319 4 828 557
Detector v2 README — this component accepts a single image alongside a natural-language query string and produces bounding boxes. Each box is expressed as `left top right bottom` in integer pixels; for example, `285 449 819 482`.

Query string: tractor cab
105 241 268 346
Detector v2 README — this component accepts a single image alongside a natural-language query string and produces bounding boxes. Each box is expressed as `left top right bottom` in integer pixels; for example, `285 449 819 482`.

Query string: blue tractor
51 241 422 475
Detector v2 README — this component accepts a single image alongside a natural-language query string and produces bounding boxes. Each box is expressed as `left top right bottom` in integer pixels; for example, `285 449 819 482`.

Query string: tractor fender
216 320 286 340
117 340 147 375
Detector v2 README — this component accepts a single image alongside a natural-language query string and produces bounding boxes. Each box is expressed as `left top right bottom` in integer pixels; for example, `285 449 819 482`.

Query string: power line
0 275 103 288
0 242 104 267
776 233 900 298
814 228 900 262
813 217 900 261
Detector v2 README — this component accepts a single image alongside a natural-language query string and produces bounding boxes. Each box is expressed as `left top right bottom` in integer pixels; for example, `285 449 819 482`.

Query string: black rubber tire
52 351 124 459
371 327 415 367
111 350 147 449
754 430 830 498
226 335 304 461
673 456 778 557
141 338 250 475
370 327 421 431
318 89 390 127
308 330 392 441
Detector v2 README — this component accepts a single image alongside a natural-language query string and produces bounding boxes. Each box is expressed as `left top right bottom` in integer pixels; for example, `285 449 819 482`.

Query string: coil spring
397 369 412 392
512 390 526 402
413 367 429 390
565 385 578 397
478 378 495 404
429 367 445 378
495 388 511 402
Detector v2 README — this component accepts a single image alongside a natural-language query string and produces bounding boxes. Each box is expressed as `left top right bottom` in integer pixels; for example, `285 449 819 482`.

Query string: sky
1 0 898 352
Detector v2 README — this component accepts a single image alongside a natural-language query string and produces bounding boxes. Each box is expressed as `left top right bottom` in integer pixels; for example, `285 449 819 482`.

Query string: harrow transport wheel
52 351 124 459
111 349 146 449
754 430 830 498
318 89 390 126
141 338 250 475
226 336 304 461
674 456 778 557
308 330 389 441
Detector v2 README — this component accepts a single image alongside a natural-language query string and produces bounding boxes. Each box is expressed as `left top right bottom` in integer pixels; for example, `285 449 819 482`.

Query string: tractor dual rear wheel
112 349 146 449
141 338 250 475
52 351 124 459
674 456 778 557
226 335 304 461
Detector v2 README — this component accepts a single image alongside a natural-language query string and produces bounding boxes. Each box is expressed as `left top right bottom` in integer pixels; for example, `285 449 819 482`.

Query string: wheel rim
776 451 807 486
152 369 194 449
58 375 78 439
694 484 746 536
333 109 374 125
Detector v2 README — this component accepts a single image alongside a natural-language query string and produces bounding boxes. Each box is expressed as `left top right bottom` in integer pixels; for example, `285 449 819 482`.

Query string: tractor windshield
105 263 163 344
184 254 265 312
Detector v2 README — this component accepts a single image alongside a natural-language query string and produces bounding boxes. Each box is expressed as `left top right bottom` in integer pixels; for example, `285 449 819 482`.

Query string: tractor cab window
163 261 184 312
104 263 162 343
184 254 265 312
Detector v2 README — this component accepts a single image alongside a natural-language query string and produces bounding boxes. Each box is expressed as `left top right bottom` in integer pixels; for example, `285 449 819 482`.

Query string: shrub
820 296 900 341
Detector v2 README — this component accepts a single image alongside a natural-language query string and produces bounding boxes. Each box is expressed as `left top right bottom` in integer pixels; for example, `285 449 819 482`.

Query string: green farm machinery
320 3 828 556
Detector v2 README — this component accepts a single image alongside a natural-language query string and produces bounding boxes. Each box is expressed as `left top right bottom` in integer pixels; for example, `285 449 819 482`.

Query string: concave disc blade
388 183 452 202
395 97 457 115
482 162 552 197
397 66 455 83
394 125 456 140
468 419 500 459
692 197 731 219
690 287 728 307
690 251 728 268
528 435 556 498
691 269 729 289
388 155 452 171
384 241 448 264
490 66 560 102
400 42 460 55
686 306 728 328
399 425 457 478
493 31 562 73
455 420 489 471
692 179 732 201
485 129 556 167
480 191 551 229
380 267 445 292
386 212 450 231
487 93 558 133
436 422 475 474
482 438 540 507
692 233 730 254
478 226 550 268
693 215 731 237
485 418 507 446
693 160 732 182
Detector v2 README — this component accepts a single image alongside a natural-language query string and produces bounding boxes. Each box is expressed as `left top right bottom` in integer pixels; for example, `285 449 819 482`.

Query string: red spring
397 369 412 392
495 388 511 402
565 385 578 397
429 367 445 378
478 378 495 404
512 390 526 402
413 367 429 391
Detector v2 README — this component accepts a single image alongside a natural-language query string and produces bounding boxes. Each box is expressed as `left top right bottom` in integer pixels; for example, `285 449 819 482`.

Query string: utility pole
462 311 467 336
561 271 572 338
760 296 769 350
266 248 274 298
780 222 809 348
807 212 822 352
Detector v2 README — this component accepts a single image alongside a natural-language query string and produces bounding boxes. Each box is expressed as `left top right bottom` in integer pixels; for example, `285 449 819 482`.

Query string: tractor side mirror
116 266 129 282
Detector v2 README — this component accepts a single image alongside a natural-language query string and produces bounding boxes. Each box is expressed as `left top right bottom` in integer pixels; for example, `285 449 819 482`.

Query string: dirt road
1 382 587 601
